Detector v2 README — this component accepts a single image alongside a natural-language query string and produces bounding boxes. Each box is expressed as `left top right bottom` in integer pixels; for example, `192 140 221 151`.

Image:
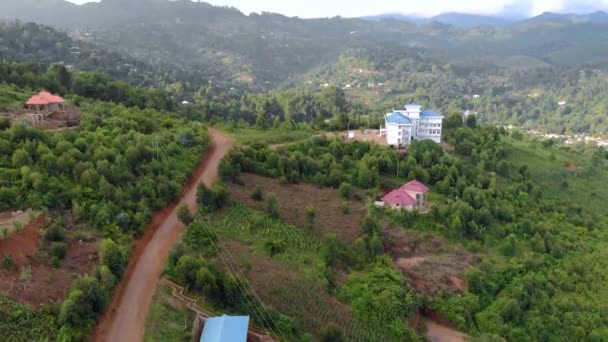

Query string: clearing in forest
227 173 367 243
0 212 100 306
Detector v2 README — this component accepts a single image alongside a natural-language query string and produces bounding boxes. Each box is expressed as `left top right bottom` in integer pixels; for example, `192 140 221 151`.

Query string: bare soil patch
0 214 99 306
384 228 476 295
564 162 581 172
227 173 366 243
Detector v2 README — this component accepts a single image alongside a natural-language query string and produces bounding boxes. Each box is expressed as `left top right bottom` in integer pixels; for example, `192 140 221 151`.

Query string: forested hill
4 0 608 88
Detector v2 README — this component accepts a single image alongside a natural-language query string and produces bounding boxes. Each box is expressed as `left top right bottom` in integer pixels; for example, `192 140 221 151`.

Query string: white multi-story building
384 104 444 148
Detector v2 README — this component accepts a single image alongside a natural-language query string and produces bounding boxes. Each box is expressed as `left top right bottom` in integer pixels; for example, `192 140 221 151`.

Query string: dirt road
93 129 233 342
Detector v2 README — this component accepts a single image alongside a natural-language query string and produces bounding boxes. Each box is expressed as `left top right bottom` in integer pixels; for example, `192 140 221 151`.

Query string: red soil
0 215 98 306
92 129 233 342
0 214 44 265
564 162 581 172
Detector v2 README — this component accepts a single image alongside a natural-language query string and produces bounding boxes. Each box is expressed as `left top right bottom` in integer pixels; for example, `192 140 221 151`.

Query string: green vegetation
144 285 196 342
219 122 608 340
0 294 57 341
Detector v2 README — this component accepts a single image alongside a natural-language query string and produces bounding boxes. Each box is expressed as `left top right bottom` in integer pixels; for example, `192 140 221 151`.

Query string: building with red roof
25 91 65 116
378 180 430 211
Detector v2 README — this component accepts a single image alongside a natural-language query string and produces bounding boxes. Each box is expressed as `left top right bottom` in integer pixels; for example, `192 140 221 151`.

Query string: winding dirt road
93 129 233 342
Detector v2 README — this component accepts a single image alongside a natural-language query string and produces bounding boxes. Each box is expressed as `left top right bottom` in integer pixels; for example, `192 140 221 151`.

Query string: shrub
264 239 285 257
2 255 15 270
266 194 280 218
51 242 67 260
46 222 66 242
353 193 363 201
305 206 316 228
250 186 264 201
2 227 7 239
338 182 352 200
211 182 230 209
177 204 194 225
320 323 345 342
13 220 22 233
279 176 288 185
340 201 350 214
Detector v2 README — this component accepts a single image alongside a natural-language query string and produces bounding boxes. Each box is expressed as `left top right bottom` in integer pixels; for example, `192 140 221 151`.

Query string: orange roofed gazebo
25 91 66 116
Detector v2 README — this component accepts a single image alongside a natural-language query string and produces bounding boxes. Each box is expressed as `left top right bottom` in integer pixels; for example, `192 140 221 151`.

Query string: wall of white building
386 123 412 146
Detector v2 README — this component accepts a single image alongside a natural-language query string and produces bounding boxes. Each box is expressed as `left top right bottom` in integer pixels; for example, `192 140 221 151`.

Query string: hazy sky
65 0 608 18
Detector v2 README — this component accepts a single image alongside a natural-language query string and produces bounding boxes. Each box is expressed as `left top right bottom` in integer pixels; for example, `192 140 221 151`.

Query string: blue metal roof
420 110 443 118
201 315 249 342
386 112 413 125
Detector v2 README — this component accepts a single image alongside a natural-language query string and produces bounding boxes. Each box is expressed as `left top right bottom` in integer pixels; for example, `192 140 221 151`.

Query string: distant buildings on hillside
382 104 444 148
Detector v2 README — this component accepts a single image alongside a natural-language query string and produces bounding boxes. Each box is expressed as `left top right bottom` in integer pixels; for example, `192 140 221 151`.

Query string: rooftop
400 180 430 194
420 109 443 118
382 189 418 206
200 315 250 342
26 91 65 106
385 112 413 125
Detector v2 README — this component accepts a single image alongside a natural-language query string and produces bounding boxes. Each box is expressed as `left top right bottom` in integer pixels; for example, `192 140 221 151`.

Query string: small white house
384 104 444 148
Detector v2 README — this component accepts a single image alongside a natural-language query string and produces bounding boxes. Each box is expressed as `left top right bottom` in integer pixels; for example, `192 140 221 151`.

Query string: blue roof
201 315 249 342
386 112 413 125
420 110 443 118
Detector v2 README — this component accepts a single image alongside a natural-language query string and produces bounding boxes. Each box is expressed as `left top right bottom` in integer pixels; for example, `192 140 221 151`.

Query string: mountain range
2 0 608 89
364 10 608 28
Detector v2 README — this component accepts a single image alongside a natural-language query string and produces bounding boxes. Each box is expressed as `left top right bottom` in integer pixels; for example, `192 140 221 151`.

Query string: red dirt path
92 129 233 342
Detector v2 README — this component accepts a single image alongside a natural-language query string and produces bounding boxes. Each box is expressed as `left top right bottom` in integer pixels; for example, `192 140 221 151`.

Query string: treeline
0 60 175 111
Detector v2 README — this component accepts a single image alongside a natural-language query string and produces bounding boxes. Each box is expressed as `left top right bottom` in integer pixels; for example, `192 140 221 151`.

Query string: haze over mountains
2 0 608 89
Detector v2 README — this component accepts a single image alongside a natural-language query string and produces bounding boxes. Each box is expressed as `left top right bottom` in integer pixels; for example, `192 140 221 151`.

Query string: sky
65 0 608 18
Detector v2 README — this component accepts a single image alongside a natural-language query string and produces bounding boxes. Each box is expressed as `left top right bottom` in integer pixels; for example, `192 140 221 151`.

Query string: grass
226 127 316 146
504 138 608 218
144 284 196 342
212 205 326 284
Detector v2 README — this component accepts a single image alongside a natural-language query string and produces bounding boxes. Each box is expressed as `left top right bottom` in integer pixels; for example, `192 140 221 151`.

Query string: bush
279 176 288 185
250 186 264 201
51 242 67 260
340 201 350 214
320 323 345 342
46 222 66 242
338 182 352 200
177 204 194 225
266 194 280 218
12 220 22 233
264 239 285 257
2 255 16 270
2 227 7 239
211 182 230 209
305 206 316 228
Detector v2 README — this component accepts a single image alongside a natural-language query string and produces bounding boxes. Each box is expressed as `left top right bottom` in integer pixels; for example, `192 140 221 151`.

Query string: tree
465 114 477 128
444 112 464 133
100 239 126 278
177 204 194 225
